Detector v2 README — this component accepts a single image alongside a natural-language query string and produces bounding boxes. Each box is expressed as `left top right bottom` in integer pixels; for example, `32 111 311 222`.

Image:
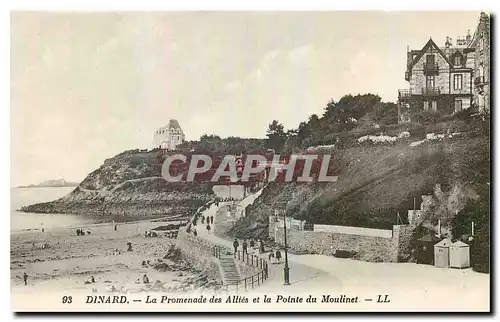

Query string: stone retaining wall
269 216 413 262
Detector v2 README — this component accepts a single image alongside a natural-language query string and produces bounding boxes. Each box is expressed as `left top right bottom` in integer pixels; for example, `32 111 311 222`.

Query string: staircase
218 254 240 286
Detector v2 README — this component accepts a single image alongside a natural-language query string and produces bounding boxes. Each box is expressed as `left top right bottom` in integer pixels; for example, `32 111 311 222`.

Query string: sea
10 187 96 233
11 185 247 233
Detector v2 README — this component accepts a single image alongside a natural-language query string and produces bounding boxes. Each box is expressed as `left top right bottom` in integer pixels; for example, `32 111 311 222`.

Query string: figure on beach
143 274 150 284
210 215 214 224
114 224 117 231
23 272 28 286
127 242 133 252
206 223 211 234
91 276 95 283
193 229 198 237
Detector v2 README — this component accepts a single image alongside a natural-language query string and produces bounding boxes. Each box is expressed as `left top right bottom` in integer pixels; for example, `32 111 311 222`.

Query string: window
426 54 435 65
453 74 463 90
480 36 484 51
426 75 435 89
455 99 463 113
454 55 461 66
423 101 429 111
431 100 437 112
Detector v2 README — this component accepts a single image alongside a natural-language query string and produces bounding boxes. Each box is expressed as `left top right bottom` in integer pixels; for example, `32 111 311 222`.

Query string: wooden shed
434 238 452 268
416 233 441 265
450 240 470 269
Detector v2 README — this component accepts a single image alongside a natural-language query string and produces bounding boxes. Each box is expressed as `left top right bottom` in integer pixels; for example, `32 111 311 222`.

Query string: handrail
182 199 270 293
223 250 269 293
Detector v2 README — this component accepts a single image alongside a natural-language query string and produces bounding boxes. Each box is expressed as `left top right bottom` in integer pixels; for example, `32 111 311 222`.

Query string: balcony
474 76 486 86
398 89 412 98
405 71 411 82
423 62 439 74
421 87 441 96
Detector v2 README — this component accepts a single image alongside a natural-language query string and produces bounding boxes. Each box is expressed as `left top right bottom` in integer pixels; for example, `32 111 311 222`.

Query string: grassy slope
231 116 489 239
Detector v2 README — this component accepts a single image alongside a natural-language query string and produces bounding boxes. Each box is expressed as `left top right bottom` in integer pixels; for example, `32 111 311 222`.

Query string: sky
11 11 481 186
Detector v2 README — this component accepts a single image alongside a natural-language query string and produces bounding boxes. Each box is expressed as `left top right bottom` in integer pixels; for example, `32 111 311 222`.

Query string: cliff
20 149 214 219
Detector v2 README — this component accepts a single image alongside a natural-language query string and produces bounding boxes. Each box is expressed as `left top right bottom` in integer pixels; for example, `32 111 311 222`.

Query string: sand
10 218 210 295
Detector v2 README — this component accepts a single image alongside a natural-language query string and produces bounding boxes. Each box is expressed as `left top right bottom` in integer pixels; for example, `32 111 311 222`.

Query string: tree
421 183 479 234
265 120 287 152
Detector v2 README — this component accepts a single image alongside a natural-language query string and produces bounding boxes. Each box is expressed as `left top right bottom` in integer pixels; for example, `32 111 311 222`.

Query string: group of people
200 215 214 225
188 209 215 236
76 228 91 236
233 238 265 256
268 249 283 264
144 230 158 238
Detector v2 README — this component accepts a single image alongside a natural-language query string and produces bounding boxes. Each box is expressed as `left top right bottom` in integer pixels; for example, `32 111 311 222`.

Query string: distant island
17 179 79 188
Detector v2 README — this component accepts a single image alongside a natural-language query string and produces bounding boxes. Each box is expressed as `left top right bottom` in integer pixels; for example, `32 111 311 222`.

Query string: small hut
434 238 452 268
450 240 470 269
416 233 441 265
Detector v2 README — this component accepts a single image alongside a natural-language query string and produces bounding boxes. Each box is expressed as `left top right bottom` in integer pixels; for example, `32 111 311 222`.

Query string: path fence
181 232 270 293
223 249 269 293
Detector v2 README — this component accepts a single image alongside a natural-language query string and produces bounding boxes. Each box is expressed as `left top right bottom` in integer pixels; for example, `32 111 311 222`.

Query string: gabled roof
168 119 182 129
452 240 469 247
418 233 441 242
434 238 452 248
408 38 452 70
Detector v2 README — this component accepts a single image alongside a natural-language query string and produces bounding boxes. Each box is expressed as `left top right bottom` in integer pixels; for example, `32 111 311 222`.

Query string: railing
398 89 411 98
421 87 441 96
423 62 439 73
223 250 269 293
182 232 270 293
474 76 486 86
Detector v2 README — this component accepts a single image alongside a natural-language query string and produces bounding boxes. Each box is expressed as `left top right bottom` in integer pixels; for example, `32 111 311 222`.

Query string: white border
3 1 498 322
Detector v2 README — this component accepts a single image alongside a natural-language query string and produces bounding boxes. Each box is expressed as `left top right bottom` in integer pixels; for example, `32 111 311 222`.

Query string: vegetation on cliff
21 149 214 218
230 94 489 271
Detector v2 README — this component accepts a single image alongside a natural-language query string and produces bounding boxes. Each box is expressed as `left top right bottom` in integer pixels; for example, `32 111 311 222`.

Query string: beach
10 218 220 296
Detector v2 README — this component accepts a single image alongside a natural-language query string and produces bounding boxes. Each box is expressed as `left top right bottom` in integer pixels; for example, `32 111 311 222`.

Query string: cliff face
21 149 214 219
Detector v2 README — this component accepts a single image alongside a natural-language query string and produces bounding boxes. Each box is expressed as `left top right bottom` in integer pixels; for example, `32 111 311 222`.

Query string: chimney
466 29 471 42
437 219 442 238
445 36 452 48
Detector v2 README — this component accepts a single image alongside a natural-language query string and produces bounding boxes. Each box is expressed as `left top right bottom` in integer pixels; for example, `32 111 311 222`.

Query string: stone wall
176 230 222 281
269 216 413 263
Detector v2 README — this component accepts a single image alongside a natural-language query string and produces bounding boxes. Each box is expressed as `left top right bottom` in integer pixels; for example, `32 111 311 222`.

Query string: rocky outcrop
20 149 214 218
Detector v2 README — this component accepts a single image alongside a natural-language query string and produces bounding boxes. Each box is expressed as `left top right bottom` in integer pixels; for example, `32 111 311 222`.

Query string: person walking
242 240 248 256
210 215 214 224
206 223 211 234
23 272 28 286
201 216 205 224
275 249 282 264
193 229 198 237
268 252 275 264
259 239 265 254
91 276 95 283
143 274 150 284
233 239 239 255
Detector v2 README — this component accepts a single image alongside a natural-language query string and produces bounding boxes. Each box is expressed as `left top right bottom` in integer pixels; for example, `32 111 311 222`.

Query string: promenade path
194 198 334 294
191 193 489 311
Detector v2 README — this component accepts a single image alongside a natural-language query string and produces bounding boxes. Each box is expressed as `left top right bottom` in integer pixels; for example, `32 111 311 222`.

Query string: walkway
194 197 330 293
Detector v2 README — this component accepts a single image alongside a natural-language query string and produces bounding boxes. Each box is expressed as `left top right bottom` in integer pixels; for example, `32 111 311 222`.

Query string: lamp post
283 208 290 285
